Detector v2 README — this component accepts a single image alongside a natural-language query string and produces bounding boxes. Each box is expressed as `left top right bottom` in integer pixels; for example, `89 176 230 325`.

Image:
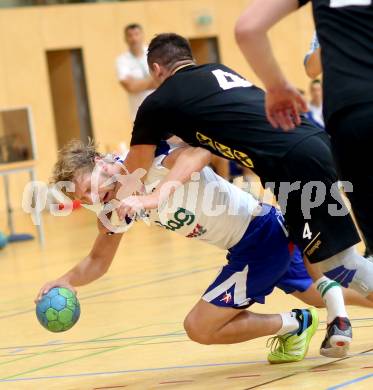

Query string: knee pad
318 247 373 296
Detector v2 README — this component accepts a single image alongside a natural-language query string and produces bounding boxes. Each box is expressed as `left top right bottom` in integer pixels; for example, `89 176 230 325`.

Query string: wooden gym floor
0 209 373 390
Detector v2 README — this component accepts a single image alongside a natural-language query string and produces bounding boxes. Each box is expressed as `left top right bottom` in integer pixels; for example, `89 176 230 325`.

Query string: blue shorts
202 205 313 308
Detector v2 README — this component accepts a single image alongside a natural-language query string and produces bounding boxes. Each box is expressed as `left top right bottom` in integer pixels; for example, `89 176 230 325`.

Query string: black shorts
261 132 361 264
328 103 373 255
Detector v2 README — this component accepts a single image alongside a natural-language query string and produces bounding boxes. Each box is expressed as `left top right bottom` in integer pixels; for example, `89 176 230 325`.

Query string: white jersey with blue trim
143 151 260 250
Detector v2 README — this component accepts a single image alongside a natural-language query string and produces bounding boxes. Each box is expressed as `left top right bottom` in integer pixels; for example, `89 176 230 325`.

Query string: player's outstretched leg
184 204 320 363
267 308 319 364
184 300 318 364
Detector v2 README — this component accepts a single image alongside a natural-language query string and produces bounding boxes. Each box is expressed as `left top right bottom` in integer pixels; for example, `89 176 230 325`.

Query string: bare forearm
120 77 155 93
154 147 211 201
59 233 122 286
115 147 211 216
59 256 107 287
36 254 110 301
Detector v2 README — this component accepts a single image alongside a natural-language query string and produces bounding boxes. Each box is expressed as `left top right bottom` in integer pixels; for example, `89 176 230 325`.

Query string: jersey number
212 69 252 90
330 0 371 7
303 223 313 240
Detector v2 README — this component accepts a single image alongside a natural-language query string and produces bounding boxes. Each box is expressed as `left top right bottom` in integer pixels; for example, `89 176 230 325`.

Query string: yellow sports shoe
267 308 319 364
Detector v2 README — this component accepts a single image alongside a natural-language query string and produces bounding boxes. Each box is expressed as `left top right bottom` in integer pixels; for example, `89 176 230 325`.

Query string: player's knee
183 315 213 345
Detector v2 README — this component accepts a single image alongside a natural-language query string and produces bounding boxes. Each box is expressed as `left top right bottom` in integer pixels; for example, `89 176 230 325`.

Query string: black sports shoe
320 317 352 358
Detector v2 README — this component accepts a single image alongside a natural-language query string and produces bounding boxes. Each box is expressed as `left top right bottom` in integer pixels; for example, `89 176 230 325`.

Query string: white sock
316 276 348 324
277 311 299 335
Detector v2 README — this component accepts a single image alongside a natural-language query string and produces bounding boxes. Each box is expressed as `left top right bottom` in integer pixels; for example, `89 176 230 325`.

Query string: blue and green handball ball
0 232 8 249
36 287 80 332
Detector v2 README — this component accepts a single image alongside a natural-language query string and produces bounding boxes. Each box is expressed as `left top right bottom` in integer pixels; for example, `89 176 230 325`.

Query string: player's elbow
189 148 211 171
199 148 212 166
235 20 249 45
235 15 262 46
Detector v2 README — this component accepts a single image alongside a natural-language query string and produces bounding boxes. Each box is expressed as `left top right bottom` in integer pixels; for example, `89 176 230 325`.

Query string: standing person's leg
329 103 373 257
293 284 373 309
276 132 373 357
277 246 373 309
278 247 346 321
279 133 361 264
276 244 350 357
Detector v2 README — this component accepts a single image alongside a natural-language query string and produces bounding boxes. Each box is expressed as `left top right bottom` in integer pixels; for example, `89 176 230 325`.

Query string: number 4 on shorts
303 222 313 240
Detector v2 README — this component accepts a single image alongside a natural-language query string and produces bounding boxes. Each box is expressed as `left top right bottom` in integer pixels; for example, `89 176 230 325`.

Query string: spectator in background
306 79 324 129
116 24 156 121
297 88 306 98
304 32 322 80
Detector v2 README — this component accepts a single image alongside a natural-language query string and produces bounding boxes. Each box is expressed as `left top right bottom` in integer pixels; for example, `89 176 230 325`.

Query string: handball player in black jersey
235 0 373 257
121 33 373 358
235 0 373 357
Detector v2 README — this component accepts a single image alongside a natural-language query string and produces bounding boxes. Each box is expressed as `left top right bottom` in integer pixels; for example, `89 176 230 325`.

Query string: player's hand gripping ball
36 287 80 332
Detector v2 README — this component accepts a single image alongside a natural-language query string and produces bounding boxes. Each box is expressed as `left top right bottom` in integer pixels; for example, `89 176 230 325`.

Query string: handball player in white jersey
36 140 372 364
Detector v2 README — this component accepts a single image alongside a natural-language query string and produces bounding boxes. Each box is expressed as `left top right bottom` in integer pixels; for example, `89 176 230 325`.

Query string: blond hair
51 139 102 185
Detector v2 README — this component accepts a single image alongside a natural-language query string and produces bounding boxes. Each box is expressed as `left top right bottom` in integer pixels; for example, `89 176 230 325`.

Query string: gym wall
0 0 314 214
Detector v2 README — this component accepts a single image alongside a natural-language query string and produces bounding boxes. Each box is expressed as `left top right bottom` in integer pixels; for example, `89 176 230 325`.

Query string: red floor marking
227 374 261 379
159 380 195 384
94 386 127 390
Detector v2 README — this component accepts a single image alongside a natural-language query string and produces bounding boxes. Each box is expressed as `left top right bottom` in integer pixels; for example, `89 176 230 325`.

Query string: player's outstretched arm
235 0 307 130
35 232 123 302
157 146 212 190
150 146 212 204
117 146 211 218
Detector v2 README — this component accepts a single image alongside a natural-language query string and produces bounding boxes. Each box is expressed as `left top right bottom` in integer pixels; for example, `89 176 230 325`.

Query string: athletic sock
277 311 300 335
316 276 348 324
